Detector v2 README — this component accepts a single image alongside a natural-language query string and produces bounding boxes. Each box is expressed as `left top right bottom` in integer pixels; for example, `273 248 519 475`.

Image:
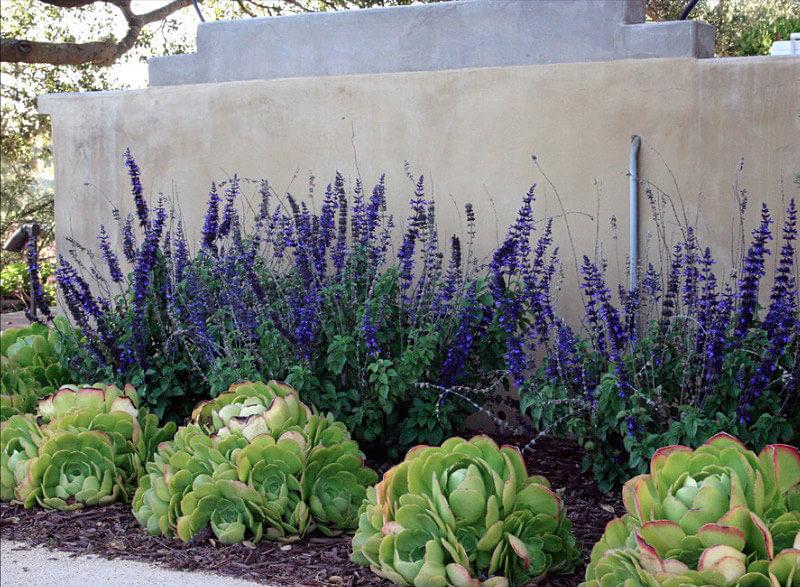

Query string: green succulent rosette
351 435 579 587
191 380 304 436
39 384 176 490
176 477 269 545
135 381 378 546
302 439 379 536
582 433 800 587
0 414 42 501
1 382 175 509
16 429 125 510
235 432 309 540
132 425 244 538
0 321 69 421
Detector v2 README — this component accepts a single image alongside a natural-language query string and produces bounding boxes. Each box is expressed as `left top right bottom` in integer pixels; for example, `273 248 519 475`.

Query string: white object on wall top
770 33 800 55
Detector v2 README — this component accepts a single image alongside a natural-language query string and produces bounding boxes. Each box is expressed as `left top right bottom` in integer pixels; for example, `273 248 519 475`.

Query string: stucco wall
39 56 800 322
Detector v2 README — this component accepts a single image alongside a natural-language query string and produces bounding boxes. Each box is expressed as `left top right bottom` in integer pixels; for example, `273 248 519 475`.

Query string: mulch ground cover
0 435 623 586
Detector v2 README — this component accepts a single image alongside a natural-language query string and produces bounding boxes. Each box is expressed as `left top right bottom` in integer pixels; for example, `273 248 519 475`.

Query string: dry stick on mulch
0 436 622 587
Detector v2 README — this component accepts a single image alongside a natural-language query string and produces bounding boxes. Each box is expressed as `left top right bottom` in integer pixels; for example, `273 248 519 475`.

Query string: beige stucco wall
40 56 800 322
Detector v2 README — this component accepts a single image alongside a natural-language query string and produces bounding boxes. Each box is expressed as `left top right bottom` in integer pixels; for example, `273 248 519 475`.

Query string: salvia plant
351 435 580 586
132 380 378 544
27 150 798 483
512 193 799 490
52 151 510 458
581 433 800 587
0 320 70 420
0 383 176 510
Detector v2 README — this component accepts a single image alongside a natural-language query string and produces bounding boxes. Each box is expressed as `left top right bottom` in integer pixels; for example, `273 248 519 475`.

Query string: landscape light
2 222 41 319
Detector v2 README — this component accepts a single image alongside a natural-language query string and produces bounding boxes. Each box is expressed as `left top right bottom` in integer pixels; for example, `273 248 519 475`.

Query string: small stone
328 576 343 585
279 544 292 551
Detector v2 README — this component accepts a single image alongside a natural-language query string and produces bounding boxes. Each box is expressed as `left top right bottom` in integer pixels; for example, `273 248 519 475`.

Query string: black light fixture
3 222 41 319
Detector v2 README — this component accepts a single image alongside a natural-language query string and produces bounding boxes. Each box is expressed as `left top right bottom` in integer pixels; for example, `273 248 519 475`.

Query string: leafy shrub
53 152 509 458
582 433 800 587
0 383 176 509
132 380 378 544
0 320 70 420
0 259 55 305
351 435 580 586
514 198 798 491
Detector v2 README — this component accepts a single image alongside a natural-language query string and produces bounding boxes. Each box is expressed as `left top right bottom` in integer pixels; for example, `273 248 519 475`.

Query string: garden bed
0 435 622 586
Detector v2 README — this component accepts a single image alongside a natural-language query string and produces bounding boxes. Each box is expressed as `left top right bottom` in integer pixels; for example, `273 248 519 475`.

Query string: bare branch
134 0 194 26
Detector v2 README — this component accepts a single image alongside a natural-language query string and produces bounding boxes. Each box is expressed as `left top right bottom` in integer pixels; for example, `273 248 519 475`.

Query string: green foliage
646 0 799 56
253 269 506 459
522 320 798 493
0 382 176 510
132 381 378 545
352 435 580 586
0 260 56 304
581 433 800 586
0 319 70 420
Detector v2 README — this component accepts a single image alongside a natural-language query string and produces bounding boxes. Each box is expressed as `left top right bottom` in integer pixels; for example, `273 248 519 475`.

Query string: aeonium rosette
134 380 378 545
16 429 125 510
582 433 800 587
191 380 306 438
38 383 175 491
351 435 579 586
0 415 42 501
1 383 175 510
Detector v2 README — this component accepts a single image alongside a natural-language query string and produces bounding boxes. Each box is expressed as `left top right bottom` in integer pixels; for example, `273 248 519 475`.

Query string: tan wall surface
40 56 800 322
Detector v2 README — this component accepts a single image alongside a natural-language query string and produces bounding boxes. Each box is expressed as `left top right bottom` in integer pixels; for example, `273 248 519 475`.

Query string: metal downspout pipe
629 135 641 292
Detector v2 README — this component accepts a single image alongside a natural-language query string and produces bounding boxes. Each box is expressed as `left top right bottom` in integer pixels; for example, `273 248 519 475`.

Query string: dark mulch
0 435 622 586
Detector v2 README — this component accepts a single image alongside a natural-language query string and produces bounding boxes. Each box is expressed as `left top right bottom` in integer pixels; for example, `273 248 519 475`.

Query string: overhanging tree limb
0 0 194 66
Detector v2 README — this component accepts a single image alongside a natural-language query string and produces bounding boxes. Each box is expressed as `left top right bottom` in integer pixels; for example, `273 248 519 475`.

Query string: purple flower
218 175 240 238
131 199 167 360
660 244 683 333
351 178 366 244
364 176 386 261
97 225 123 283
435 235 462 313
548 319 586 396
682 227 699 313
695 247 718 353
439 282 480 386
734 203 772 339
201 182 221 254
765 198 796 331
174 220 189 282
362 304 380 358
333 172 349 274
581 256 607 357
293 290 320 361
124 149 148 227
121 213 138 263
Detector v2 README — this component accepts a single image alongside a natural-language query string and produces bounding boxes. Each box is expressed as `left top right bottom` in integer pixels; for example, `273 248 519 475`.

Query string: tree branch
38 0 100 8
1 0 194 66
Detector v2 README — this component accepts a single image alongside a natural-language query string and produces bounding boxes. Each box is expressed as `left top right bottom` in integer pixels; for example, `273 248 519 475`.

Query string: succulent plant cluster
1 321 70 420
582 433 800 587
132 380 378 545
351 435 580 586
0 383 175 509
